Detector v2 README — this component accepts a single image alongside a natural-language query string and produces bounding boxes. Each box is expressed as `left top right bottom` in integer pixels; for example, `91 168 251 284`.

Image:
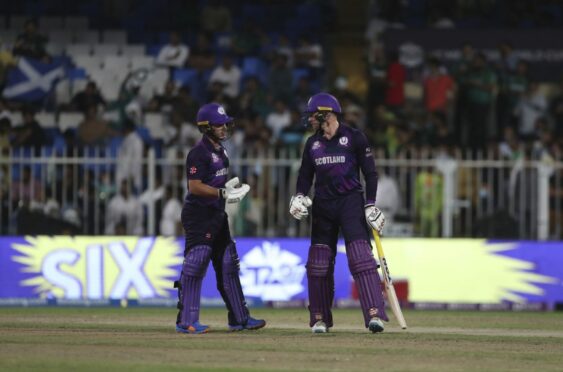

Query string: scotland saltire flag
2 57 65 102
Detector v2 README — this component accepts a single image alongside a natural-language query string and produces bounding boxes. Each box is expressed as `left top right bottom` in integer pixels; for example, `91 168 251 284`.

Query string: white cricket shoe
368 317 384 333
311 320 328 333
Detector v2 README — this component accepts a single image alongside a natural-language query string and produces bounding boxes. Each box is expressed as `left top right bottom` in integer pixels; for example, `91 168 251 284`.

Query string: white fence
1 146 561 239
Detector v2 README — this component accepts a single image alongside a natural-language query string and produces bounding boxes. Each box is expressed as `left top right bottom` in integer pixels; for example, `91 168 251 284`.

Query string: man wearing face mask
175 102 266 334
289 93 387 334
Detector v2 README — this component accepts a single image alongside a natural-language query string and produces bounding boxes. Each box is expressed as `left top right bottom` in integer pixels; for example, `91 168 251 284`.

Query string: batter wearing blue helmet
175 102 266 334
290 92 388 333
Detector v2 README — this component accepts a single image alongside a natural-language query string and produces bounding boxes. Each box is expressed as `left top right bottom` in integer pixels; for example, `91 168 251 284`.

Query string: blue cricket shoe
229 317 266 331
176 321 209 334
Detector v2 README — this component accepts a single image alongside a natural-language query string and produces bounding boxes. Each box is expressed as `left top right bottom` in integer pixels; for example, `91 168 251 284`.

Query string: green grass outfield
1 307 562 371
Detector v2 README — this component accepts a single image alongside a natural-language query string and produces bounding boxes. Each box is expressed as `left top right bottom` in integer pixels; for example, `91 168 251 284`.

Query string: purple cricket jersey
296 124 378 204
184 135 229 210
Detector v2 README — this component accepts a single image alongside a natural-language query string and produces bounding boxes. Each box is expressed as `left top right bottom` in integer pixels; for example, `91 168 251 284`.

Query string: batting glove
289 194 312 220
220 177 250 204
365 204 385 234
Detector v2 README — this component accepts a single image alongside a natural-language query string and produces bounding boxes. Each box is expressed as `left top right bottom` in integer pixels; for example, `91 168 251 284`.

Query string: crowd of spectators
0 1 331 236
1 1 562 238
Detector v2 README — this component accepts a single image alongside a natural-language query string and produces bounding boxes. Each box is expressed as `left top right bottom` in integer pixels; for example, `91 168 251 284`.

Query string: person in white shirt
156 31 190 68
375 172 401 223
105 179 144 235
265 99 291 143
160 185 182 236
139 169 165 206
164 110 200 148
515 81 547 140
115 119 144 193
208 54 241 98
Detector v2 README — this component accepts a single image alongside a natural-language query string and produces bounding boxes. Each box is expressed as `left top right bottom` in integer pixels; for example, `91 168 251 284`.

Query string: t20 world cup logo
239 241 306 301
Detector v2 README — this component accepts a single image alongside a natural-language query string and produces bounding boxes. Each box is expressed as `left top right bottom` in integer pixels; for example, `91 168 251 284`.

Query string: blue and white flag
2 57 65 102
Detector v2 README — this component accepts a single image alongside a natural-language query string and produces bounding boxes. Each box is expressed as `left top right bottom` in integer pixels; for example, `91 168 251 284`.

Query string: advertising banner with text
0 237 562 305
383 29 563 80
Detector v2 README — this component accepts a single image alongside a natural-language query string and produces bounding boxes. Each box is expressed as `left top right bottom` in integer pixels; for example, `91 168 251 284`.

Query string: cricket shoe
368 317 384 333
229 317 266 331
176 321 209 334
311 320 328 334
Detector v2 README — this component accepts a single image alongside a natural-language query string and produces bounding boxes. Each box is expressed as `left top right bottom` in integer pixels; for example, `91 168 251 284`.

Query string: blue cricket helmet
197 103 233 127
305 92 342 114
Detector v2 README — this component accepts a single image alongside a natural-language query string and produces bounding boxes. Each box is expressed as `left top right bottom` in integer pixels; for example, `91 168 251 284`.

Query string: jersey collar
319 122 346 141
202 135 224 153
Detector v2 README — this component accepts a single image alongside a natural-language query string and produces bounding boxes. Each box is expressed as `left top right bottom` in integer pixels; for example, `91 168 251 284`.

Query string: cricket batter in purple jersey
175 102 266 334
289 93 388 333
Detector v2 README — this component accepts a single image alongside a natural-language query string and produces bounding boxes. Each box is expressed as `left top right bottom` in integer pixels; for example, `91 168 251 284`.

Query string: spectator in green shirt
462 53 497 150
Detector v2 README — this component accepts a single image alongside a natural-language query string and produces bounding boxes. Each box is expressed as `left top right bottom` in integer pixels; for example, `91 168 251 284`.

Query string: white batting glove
220 177 250 204
289 194 312 220
365 204 385 233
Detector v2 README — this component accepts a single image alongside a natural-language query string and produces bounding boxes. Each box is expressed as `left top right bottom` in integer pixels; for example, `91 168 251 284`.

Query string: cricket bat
372 229 407 329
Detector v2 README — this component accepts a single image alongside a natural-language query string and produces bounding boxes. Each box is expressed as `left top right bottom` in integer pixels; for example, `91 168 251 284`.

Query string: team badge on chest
211 153 219 163
339 136 349 146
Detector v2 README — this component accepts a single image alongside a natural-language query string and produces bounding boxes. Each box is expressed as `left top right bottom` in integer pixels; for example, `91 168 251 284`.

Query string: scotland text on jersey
314 156 346 166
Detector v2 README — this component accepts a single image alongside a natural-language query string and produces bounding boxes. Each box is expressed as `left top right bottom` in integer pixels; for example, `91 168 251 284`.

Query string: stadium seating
66 44 93 57
0 30 17 46
73 30 99 44
58 112 83 132
48 30 73 45
101 30 127 45
36 112 57 128
73 54 102 70
38 16 64 31
9 15 27 30
122 44 146 57
173 68 198 92
139 67 168 100
242 57 267 83
130 55 154 70
63 16 89 30
103 55 131 73
92 43 120 57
